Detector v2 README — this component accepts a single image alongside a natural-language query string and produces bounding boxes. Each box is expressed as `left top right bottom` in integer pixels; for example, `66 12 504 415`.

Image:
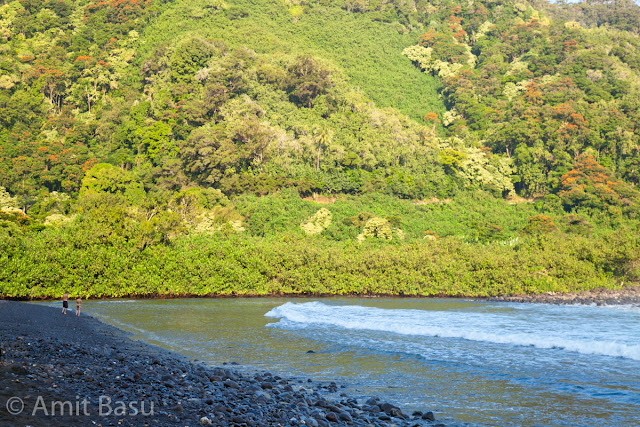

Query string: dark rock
306 350 316 354
224 379 241 389
338 411 353 422
231 415 246 424
305 417 319 427
380 402 403 417
363 405 380 413
365 397 379 406
314 399 327 407
390 407 405 418
325 412 339 422
10 365 29 375
422 411 436 421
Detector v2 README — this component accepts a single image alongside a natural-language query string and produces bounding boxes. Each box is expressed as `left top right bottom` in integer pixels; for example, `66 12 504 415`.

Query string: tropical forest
1 0 640 299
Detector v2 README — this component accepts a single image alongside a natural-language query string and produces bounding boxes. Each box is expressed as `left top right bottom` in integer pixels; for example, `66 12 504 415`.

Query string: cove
48 297 640 426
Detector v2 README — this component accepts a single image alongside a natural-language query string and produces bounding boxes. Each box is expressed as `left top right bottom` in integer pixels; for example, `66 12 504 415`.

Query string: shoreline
3 284 640 306
0 301 440 426
489 285 640 305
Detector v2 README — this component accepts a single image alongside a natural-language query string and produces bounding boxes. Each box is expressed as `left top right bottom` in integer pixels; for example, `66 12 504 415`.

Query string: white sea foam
265 302 640 361
600 304 640 312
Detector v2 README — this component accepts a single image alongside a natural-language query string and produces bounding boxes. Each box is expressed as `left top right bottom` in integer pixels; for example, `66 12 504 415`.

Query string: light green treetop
301 207 332 236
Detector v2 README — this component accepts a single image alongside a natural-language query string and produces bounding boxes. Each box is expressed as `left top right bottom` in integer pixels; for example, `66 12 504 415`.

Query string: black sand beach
0 301 439 427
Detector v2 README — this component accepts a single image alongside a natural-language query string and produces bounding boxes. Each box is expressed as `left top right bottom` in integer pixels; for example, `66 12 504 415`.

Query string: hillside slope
1 0 640 298
139 0 445 121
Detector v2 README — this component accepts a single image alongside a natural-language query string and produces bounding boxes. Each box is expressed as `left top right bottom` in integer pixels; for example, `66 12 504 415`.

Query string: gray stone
305 417 319 427
422 411 436 421
325 412 339 422
338 411 353 422
224 379 241 389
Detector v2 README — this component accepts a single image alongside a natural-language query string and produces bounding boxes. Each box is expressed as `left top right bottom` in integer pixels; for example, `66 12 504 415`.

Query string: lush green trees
0 185 637 298
558 155 640 217
401 0 640 200
1 0 640 298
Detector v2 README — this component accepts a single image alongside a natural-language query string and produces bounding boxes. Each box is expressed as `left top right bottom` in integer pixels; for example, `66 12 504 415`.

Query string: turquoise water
43 298 640 426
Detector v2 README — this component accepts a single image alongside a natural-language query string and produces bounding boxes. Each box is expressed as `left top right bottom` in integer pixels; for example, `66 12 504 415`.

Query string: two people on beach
62 292 81 316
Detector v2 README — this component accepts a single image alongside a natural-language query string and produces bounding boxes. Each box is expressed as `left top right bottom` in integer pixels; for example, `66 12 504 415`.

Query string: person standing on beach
76 297 81 317
62 292 69 314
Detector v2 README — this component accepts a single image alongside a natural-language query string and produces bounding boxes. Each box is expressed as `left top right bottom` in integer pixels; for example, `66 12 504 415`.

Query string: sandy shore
490 285 640 305
0 301 440 426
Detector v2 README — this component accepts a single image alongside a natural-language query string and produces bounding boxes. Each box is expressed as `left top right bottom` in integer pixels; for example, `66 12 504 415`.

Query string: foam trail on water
265 302 640 361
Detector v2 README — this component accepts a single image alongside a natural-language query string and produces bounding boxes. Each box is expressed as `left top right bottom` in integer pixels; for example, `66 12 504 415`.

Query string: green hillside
140 0 445 120
1 0 640 299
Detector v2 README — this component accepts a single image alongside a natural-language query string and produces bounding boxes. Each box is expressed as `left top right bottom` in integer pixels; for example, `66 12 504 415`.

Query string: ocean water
43 298 640 426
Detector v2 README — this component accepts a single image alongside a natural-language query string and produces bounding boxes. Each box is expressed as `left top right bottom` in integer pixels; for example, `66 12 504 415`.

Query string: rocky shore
491 285 640 306
0 301 441 427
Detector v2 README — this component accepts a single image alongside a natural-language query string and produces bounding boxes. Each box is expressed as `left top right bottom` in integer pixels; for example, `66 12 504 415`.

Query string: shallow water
41 298 640 426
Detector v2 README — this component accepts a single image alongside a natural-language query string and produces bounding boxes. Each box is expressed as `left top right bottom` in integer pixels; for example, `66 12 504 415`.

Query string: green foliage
522 214 558 235
538 0 640 34
1 0 640 299
558 155 640 217
80 163 143 198
301 207 332 235
401 0 640 198
2 223 638 298
5 0 638 212
285 55 334 108
0 186 20 212
358 216 393 241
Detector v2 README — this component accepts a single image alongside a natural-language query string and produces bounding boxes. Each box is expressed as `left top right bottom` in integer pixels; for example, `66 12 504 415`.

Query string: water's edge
55 297 640 427
12 283 640 305
16 300 438 426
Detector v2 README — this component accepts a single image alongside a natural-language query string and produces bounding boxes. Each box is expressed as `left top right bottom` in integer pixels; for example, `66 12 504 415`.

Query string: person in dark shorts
62 291 69 314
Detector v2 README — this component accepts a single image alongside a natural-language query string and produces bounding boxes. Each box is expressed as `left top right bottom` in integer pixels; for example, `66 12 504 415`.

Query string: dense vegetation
1 0 639 299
